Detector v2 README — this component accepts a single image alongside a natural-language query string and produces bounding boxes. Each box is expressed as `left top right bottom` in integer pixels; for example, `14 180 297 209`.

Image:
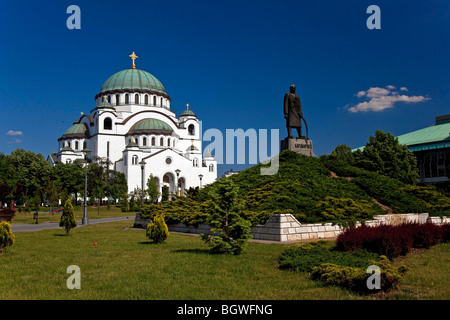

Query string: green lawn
1 220 449 300
10 206 131 224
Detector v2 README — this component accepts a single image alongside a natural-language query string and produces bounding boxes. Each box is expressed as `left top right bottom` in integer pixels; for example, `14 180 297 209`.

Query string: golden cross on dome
129 51 138 69
186 103 189 110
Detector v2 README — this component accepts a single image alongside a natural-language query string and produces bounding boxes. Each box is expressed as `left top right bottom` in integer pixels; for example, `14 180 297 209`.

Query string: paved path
10 216 135 233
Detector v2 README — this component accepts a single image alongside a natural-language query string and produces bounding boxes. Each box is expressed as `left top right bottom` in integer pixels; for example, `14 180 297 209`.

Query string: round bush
0 221 15 253
146 214 169 243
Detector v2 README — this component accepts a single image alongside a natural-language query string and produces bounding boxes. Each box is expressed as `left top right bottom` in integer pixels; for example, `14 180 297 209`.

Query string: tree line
0 149 127 212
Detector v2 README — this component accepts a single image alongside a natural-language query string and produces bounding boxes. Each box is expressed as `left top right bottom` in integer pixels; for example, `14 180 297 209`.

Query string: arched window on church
132 155 138 165
193 158 198 167
116 94 120 106
188 124 195 136
125 94 129 104
104 117 112 130
107 95 111 103
75 141 79 150
209 164 214 172
83 141 87 149
153 96 156 106
160 97 163 107
151 137 156 146
167 138 171 147
145 95 149 105
160 137 164 146
143 137 147 146
135 94 139 105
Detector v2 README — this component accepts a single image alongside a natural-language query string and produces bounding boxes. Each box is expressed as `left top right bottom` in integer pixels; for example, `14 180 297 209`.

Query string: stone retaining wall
133 212 450 242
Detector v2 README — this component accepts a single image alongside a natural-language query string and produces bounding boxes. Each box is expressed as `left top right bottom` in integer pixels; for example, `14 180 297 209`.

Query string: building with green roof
397 114 450 183
50 52 217 197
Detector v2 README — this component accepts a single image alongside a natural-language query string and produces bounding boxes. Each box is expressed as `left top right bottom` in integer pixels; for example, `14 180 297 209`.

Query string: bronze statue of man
284 84 308 139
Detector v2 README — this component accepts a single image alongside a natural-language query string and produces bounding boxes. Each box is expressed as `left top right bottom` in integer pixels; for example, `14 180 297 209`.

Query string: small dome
180 109 196 117
62 123 89 138
186 145 199 152
129 118 173 135
99 68 166 95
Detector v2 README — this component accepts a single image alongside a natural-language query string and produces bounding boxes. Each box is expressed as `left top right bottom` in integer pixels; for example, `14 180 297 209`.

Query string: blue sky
0 0 449 177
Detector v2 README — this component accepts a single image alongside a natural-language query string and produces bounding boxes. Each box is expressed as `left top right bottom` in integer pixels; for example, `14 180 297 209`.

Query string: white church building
50 52 217 197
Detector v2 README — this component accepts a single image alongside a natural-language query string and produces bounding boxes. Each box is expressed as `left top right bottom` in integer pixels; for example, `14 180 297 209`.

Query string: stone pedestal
280 137 315 157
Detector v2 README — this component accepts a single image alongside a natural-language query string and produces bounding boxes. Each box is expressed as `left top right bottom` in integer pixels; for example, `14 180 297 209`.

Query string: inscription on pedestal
281 137 315 157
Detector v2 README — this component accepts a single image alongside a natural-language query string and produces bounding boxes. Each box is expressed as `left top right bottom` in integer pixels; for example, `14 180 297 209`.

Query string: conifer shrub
59 199 77 235
200 178 252 255
311 256 407 293
0 221 15 253
279 241 407 293
146 214 169 243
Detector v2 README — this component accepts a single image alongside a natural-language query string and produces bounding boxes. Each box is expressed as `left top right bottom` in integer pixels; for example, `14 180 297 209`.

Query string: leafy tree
43 178 62 214
329 144 354 165
7 149 52 201
59 198 77 235
201 178 252 255
109 172 128 203
87 162 107 215
146 214 169 243
146 174 160 204
161 186 169 203
121 192 130 212
354 130 418 184
52 161 83 202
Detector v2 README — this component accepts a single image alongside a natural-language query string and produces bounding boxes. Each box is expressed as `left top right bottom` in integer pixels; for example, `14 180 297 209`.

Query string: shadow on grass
172 248 215 255
138 241 166 245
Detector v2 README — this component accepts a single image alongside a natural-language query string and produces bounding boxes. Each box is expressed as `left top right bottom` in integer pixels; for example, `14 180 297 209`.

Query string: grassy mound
140 150 450 226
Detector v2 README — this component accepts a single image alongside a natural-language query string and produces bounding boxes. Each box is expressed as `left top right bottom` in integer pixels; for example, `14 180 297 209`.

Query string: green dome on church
129 118 174 134
99 68 166 95
62 123 88 138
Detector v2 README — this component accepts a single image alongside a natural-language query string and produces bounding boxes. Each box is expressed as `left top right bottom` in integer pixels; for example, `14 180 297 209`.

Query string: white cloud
6 130 23 136
347 86 430 113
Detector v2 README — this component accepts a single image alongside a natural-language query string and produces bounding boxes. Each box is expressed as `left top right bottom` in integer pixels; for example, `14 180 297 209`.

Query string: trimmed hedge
336 223 448 259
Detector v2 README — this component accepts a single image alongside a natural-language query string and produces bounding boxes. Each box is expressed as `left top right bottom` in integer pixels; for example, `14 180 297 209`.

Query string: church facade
51 52 217 197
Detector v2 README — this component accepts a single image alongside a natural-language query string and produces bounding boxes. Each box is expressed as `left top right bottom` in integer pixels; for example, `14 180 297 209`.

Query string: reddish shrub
410 223 443 249
337 222 445 259
441 223 450 243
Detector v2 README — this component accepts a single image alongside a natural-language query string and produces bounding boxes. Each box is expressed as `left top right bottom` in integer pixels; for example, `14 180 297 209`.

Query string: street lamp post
175 169 181 196
198 174 203 189
81 148 91 225
139 160 146 206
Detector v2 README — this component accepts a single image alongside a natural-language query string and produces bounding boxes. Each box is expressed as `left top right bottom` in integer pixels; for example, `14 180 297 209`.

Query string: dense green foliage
0 221 15 253
279 241 407 293
146 214 169 243
321 157 450 216
352 130 419 184
200 178 252 255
